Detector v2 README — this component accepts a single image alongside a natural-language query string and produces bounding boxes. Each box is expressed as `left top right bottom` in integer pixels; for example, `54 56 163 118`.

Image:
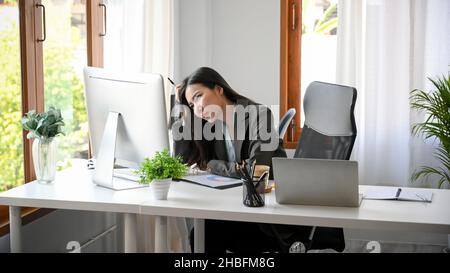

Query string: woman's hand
175 83 192 121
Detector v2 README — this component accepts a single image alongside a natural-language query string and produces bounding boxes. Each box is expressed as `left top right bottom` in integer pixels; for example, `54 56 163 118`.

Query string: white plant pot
150 178 172 200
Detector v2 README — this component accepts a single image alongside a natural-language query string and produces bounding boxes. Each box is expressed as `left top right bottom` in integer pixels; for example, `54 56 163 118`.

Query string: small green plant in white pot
21 107 65 184
137 149 187 200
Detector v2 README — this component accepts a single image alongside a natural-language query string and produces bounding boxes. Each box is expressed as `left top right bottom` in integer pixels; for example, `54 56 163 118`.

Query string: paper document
363 188 433 202
175 174 242 189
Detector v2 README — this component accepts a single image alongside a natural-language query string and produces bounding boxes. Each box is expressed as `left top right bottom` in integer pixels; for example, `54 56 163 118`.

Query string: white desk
0 167 152 252
1 166 450 253
141 180 450 252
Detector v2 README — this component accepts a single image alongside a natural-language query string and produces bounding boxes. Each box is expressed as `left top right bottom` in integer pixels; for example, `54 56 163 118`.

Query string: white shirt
223 123 236 162
223 105 237 162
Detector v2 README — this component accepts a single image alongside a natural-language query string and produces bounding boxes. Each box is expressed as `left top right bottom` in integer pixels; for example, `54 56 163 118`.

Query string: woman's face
185 83 226 123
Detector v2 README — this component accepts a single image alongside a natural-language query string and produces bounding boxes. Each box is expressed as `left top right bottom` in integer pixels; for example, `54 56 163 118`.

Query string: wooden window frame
87 0 104 68
280 0 302 149
1 0 104 237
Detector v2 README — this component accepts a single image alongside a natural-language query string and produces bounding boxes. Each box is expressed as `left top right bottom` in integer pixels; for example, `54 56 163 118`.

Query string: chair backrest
278 108 296 139
294 81 357 160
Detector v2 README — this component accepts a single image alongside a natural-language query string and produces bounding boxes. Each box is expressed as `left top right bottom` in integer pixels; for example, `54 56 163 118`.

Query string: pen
395 188 402 199
254 171 269 190
168 77 175 86
250 159 256 179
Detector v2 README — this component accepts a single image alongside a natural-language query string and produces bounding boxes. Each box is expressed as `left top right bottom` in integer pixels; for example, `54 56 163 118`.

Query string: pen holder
242 179 265 207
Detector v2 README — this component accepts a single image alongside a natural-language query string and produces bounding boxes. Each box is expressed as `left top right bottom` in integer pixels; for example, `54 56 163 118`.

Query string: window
280 0 338 149
0 0 23 192
42 0 89 169
301 0 338 127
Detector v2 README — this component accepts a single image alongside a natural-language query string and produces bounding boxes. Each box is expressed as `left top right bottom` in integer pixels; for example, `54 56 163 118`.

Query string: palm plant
410 74 450 188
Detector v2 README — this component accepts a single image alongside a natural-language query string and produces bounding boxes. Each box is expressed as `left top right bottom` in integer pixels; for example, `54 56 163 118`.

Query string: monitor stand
93 112 147 191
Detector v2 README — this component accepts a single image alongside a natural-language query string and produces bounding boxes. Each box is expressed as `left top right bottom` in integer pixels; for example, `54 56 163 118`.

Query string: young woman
172 67 287 253
173 67 286 178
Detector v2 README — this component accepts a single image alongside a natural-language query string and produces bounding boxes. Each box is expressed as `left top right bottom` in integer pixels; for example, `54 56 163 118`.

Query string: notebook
174 174 242 190
363 187 433 202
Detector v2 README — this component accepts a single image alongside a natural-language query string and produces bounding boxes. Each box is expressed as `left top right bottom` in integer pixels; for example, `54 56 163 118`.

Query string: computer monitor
83 67 169 190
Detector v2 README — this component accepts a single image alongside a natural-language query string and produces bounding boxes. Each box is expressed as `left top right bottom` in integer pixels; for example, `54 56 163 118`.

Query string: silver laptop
272 158 362 207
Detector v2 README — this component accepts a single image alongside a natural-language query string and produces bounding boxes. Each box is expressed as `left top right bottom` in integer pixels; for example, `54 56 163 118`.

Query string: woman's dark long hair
177 67 253 169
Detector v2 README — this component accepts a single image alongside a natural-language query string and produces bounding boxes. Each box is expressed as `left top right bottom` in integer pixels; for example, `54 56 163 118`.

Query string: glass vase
32 137 57 183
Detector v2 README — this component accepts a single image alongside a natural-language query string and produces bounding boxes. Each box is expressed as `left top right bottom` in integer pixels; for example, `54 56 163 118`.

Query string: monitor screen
84 67 169 169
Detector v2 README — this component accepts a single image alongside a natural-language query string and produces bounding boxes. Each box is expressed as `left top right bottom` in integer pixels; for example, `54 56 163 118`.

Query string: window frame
0 0 104 237
280 0 302 149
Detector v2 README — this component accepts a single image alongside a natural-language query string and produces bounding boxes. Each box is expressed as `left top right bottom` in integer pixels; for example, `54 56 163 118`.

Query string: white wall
175 0 213 78
174 0 280 121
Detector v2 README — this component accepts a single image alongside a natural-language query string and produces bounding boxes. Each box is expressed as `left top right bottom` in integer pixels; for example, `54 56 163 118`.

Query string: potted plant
21 107 65 183
136 149 187 200
410 74 450 189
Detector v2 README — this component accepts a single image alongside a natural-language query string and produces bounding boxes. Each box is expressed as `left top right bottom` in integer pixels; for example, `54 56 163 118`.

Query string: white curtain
336 0 450 187
104 0 190 252
104 0 145 72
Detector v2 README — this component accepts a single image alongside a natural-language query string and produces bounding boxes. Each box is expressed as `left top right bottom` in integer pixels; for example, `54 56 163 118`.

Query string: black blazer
173 98 287 179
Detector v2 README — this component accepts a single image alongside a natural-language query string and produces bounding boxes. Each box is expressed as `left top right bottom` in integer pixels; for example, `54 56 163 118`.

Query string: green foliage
136 149 188 184
44 42 88 160
302 0 338 35
3 0 17 5
22 107 65 140
313 3 337 34
43 3 88 161
410 74 450 188
0 7 23 191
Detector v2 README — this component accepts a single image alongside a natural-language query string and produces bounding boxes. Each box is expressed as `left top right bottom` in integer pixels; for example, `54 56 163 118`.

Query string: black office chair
278 108 296 139
260 81 357 253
